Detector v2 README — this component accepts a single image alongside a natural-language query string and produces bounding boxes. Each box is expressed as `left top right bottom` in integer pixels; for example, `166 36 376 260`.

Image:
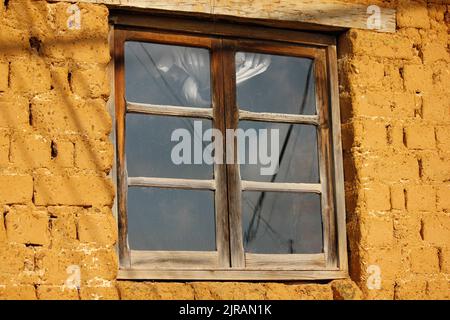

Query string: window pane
242 192 323 254
125 41 211 107
126 114 213 179
238 121 319 183
236 52 316 115
128 187 216 251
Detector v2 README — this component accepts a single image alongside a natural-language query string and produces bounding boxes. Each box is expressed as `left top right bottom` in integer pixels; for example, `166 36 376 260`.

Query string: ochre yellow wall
338 0 449 299
0 0 448 300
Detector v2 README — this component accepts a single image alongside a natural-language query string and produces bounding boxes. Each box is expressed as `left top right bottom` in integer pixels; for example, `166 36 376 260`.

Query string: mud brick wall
0 0 448 299
0 0 117 300
339 0 449 300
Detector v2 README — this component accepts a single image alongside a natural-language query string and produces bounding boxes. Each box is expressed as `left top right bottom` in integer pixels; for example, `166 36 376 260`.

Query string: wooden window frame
112 13 348 280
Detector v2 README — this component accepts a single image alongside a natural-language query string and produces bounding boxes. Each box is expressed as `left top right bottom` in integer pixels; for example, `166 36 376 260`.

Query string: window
113 15 347 280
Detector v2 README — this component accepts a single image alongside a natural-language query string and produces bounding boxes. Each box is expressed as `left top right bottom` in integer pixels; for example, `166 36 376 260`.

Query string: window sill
117 268 348 281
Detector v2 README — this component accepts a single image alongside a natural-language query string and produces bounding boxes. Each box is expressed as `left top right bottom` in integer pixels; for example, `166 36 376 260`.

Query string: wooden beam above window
50 0 396 33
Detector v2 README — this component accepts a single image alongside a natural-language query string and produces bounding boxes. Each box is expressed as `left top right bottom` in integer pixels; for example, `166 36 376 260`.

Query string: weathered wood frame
113 15 347 280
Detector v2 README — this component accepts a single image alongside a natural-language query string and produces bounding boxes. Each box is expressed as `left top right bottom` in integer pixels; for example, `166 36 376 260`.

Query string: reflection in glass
242 192 323 254
126 114 213 179
128 187 216 251
125 41 212 107
236 52 316 115
125 42 282 108
239 121 319 183
236 52 271 85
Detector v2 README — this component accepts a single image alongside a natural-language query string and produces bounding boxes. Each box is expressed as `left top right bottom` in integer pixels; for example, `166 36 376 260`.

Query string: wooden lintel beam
49 0 396 33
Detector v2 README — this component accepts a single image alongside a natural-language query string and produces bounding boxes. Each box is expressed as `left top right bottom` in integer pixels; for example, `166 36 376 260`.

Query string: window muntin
114 25 346 280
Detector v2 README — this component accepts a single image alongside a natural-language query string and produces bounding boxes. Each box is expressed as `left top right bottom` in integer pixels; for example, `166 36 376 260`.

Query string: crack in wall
28 102 33 126
67 71 73 93
50 140 58 159
7 62 11 89
29 37 42 55
417 158 423 179
2 206 7 233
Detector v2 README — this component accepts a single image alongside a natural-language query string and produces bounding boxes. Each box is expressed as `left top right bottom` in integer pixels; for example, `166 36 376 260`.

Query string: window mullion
211 38 232 268
222 39 246 268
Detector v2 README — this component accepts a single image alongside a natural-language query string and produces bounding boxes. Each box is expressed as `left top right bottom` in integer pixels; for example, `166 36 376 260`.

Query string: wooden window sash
221 39 336 270
115 29 230 270
114 19 348 279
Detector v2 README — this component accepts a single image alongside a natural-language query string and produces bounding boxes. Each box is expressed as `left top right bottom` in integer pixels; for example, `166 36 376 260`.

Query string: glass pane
128 187 216 251
125 41 211 107
126 114 213 179
238 121 319 183
242 192 323 254
236 52 316 115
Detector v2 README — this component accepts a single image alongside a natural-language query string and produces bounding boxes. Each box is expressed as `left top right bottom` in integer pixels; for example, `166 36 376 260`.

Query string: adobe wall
0 0 448 299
